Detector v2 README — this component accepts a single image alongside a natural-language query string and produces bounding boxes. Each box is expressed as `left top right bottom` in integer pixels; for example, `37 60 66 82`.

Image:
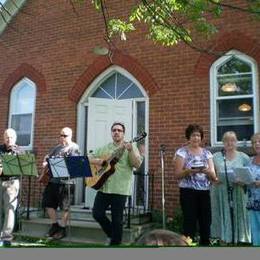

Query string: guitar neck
106 132 146 163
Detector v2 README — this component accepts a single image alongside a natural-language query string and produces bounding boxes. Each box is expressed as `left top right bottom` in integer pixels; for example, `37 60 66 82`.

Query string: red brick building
0 0 259 218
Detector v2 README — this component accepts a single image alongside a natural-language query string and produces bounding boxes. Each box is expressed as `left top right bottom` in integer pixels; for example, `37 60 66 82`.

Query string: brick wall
0 0 260 217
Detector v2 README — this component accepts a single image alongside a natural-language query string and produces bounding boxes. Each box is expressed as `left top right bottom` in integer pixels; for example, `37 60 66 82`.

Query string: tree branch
140 0 223 56
68 0 80 16
208 0 260 14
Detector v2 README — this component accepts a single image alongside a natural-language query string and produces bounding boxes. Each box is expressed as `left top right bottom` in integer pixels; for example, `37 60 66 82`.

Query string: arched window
92 72 144 99
9 78 36 149
210 50 259 145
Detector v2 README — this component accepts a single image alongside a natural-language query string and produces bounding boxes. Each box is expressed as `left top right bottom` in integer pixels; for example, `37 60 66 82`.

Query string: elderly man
41 127 80 240
0 128 24 246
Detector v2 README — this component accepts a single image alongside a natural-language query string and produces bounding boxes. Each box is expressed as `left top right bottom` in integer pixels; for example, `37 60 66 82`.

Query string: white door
85 97 133 208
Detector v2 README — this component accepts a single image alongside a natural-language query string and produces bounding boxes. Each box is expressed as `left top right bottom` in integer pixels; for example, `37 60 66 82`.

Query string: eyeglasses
60 134 69 137
112 128 124 133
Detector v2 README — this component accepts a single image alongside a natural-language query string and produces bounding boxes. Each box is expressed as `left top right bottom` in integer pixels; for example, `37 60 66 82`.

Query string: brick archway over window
69 50 159 103
195 30 260 77
0 63 47 96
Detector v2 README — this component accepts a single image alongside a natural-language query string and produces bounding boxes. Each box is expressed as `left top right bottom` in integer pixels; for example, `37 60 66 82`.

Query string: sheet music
233 167 255 185
47 157 69 178
226 169 236 183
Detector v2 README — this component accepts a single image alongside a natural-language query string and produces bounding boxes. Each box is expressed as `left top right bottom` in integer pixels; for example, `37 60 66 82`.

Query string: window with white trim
210 50 259 145
92 72 144 99
9 78 36 149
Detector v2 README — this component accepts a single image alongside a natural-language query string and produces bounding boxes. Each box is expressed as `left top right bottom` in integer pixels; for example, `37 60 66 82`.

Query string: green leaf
91 0 101 10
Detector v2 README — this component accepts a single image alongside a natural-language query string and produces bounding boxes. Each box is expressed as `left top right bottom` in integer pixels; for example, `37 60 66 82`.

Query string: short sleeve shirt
175 146 213 190
92 142 142 196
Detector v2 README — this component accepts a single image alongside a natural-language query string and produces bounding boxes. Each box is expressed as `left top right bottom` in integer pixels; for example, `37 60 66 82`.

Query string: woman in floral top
247 133 260 246
174 124 217 245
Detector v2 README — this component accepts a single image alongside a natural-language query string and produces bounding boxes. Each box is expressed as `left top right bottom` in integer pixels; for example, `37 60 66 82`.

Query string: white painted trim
76 101 86 156
210 50 259 146
0 0 27 35
8 77 36 151
78 65 148 103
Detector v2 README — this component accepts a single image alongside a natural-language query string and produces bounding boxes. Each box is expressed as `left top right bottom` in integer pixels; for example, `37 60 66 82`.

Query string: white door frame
76 65 149 207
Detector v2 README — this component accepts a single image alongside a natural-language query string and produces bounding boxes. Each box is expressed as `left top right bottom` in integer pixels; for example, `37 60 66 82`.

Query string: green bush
167 207 183 234
151 208 183 233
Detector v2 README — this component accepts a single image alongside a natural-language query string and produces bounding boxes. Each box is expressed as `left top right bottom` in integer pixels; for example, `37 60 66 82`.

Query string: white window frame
8 77 36 150
210 50 259 146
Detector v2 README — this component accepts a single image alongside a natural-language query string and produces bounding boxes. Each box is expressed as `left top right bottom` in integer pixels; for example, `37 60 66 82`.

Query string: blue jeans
92 191 127 245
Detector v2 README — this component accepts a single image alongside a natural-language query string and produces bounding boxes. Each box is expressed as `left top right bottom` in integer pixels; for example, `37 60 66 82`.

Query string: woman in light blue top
247 133 260 246
211 131 251 244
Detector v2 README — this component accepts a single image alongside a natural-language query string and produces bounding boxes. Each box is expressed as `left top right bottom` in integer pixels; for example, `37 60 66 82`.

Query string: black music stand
222 151 234 244
0 153 38 229
46 156 92 241
47 155 92 179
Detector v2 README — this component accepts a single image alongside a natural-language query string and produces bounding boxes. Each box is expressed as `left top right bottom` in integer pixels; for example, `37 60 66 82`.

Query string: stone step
16 217 155 245
24 206 152 225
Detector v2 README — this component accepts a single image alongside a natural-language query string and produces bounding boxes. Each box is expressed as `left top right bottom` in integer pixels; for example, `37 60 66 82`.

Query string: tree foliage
85 0 260 50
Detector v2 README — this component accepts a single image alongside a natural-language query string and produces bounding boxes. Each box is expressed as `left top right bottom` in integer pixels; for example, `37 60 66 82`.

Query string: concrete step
16 217 155 245
25 206 152 225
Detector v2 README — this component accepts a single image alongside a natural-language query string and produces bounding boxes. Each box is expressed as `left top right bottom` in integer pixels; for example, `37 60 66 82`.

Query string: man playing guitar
90 122 143 246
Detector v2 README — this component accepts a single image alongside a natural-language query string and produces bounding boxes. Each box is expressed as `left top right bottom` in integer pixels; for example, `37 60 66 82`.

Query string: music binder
232 167 255 185
64 156 92 178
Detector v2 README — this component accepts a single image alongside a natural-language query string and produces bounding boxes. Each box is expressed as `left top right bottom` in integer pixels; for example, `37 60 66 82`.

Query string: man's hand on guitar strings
124 142 133 152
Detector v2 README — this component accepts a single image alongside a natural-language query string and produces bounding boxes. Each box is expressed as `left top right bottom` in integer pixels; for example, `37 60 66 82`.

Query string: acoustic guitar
85 132 147 190
38 164 50 186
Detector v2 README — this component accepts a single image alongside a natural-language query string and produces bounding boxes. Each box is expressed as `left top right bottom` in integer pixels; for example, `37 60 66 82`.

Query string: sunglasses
112 128 124 133
60 134 69 137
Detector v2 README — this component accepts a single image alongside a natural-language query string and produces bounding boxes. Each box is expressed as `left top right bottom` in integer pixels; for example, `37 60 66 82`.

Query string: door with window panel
85 71 148 209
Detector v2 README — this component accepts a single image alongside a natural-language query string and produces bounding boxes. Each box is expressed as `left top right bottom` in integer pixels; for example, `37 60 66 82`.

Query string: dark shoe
46 222 60 237
52 227 66 240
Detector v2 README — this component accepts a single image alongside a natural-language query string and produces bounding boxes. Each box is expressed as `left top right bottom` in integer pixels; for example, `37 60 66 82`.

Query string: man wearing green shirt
91 122 143 246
